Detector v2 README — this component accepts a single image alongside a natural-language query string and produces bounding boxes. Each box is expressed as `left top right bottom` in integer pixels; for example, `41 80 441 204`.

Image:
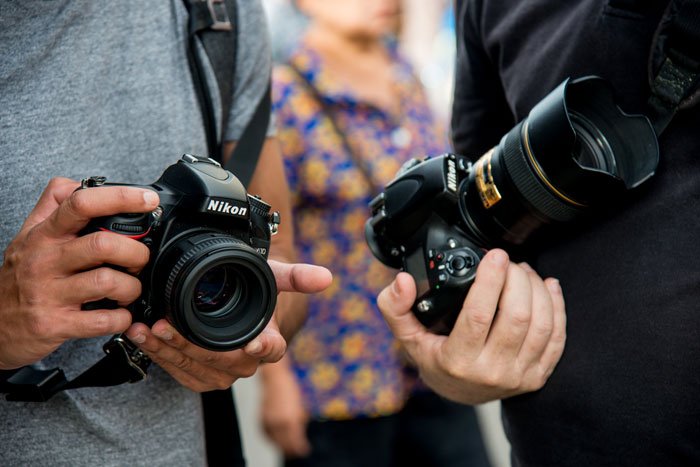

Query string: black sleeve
451 0 514 160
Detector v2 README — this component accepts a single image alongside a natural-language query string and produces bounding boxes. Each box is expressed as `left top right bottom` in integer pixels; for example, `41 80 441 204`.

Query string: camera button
182 154 200 164
451 256 467 271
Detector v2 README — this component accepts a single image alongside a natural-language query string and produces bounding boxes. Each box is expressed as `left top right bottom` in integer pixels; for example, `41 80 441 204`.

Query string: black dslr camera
366 76 659 333
82 154 280 351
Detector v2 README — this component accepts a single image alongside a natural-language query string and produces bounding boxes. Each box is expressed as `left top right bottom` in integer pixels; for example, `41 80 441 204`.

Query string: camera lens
154 231 277 351
458 76 658 247
570 112 616 173
193 265 240 316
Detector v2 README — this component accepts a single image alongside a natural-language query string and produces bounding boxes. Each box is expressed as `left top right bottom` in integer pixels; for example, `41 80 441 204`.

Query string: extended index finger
35 185 159 238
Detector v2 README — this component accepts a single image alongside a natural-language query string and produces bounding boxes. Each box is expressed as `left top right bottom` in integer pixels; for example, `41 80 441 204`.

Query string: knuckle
90 232 118 257
532 320 554 339
441 355 468 381
4 242 22 267
203 353 220 366
481 366 519 391
508 307 531 328
92 268 117 292
550 328 567 347
115 186 134 206
19 254 39 278
90 312 114 334
46 177 65 191
464 306 493 329
525 369 548 391
68 190 91 216
173 354 193 371
27 313 53 338
124 277 142 301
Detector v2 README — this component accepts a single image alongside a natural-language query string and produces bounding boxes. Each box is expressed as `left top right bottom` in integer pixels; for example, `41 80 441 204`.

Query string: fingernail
155 329 173 341
131 333 146 344
490 249 508 266
520 262 534 273
247 340 263 355
143 190 159 206
392 278 402 296
546 279 561 295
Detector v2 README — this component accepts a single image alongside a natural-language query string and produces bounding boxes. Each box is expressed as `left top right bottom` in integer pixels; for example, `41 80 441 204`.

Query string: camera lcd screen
406 249 430 298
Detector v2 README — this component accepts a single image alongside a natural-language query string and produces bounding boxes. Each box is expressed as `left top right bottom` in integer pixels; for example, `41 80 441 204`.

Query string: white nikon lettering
446 159 458 192
207 199 220 211
206 199 248 217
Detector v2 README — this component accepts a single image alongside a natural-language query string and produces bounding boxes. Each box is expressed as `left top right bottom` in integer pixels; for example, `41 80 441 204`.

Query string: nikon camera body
366 76 659 334
82 154 279 351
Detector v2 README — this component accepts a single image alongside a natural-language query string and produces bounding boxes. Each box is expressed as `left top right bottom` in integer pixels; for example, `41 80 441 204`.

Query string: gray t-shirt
0 1 271 465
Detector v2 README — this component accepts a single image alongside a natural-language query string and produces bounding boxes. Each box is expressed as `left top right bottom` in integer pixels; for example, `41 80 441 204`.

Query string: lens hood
526 76 659 205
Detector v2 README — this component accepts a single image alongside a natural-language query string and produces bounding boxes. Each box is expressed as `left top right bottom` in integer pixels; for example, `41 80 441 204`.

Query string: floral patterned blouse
273 40 448 420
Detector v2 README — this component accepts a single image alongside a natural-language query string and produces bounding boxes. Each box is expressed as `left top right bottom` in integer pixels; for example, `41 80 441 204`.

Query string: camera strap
647 0 700 135
183 0 271 189
0 334 150 402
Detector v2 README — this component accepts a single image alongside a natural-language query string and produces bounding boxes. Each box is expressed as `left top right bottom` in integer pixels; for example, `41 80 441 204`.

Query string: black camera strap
183 0 271 189
647 0 700 135
0 334 150 402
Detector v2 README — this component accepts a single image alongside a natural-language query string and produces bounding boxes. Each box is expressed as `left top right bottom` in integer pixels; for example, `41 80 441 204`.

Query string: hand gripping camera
365 76 659 334
82 154 280 351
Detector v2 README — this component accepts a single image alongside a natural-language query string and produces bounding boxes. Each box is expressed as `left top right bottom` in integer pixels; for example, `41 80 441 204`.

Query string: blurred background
234 1 512 466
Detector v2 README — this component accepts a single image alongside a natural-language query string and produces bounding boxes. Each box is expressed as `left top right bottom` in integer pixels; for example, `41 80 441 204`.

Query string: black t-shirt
452 1 700 465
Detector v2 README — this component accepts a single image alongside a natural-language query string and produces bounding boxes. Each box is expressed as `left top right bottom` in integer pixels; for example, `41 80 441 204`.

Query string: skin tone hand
377 249 566 405
0 178 158 370
260 356 312 458
125 261 332 392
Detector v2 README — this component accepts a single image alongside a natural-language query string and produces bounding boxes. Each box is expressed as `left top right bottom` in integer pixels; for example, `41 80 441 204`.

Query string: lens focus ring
502 123 583 223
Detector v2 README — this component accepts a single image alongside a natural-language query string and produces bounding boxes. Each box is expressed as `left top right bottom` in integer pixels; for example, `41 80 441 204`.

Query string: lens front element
155 231 277 351
193 265 240 316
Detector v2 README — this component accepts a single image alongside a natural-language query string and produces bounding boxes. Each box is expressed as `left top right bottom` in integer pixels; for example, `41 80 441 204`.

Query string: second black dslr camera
366 76 659 333
82 154 279 351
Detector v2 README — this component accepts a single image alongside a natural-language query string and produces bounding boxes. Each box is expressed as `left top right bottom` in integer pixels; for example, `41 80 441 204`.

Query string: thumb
376 272 431 352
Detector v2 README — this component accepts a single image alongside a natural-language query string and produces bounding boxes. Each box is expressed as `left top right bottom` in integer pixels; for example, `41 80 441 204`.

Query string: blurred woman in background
260 1 491 466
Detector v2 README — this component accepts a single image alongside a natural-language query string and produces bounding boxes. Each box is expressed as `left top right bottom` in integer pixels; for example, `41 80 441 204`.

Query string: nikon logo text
206 199 247 217
446 159 458 192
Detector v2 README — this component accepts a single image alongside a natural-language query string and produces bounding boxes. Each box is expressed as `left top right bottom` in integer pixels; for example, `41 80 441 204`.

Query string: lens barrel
154 231 277 351
460 76 659 247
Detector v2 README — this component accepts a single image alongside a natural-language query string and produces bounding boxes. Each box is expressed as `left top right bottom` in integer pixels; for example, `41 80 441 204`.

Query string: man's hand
125 260 332 392
0 178 160 369
377 249 566 405
260 356 311 458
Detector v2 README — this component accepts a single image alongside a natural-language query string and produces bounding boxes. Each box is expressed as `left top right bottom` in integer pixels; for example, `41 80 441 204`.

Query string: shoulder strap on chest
182 0 270 188
647 0 700 134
